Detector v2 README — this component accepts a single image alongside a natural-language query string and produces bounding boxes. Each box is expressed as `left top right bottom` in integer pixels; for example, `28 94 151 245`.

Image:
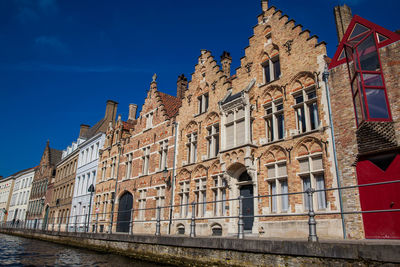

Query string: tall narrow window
179 181 190 217
224 107 246 149
266 161 289 212
155 186 165 218
263 56 281 83
142 147 150 175
110 157 116 178
206 124 219 158
264 99 285 142
159 140 168 170
198 93 209 114
194 178 207 217
293 88 319 134
298 154 326 210
125 153 133 179
186 132 197 164
145 112 153 129
138 189 147 220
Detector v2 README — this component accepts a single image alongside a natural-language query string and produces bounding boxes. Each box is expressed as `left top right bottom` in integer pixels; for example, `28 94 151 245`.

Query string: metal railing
1 179 399 242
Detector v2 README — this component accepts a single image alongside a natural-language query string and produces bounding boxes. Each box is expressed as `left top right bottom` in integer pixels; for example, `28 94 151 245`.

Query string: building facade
0 176 15 223
26 141 61 229
170 1 342 238
8 167 36 225
328 5 400 239
69 100 117 232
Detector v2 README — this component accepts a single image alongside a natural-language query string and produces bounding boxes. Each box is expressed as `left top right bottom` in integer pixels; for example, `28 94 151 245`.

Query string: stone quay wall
1 228 400 266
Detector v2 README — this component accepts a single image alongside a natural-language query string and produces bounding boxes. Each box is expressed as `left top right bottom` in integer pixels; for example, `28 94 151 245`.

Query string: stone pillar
220 51 232 78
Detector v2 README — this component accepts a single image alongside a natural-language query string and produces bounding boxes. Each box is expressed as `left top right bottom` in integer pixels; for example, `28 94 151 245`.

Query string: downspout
168 121 179 234
322 64 346 239
109 142 122 234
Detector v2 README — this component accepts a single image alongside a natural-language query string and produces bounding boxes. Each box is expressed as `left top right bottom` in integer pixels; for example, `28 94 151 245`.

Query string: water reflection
0 233 170 267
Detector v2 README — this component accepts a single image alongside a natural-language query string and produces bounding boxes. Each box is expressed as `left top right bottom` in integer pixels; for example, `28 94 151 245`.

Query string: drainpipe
109 143 122 234
168 121 179 234
322 64 346 239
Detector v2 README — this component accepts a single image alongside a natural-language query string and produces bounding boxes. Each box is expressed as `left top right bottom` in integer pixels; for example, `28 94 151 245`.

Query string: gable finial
152 73 157 82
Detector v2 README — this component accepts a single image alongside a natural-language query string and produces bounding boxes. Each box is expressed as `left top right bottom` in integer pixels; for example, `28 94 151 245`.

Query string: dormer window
263 56 281 83
198 93 209 114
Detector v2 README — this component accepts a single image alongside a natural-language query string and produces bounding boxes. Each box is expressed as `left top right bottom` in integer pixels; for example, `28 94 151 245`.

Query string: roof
329 15 400 69
158 91 182 119
49 148 62 165
82 118 106 139
10 166 38 177
221 91 242 105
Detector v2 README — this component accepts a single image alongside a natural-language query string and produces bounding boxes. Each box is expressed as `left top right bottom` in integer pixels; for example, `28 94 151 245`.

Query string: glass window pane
295 94 304 104
264 63 271 83
299 159 309 173
316 175 327 209
236 119 245 145
277 163 287 176
277 113 284 139
357 34 380 71
281 179 288 212
338 49 345 60
365 89 389 119
303 177 311 210
271 181 277 212
273 57 281 79
347 33 368 46
267 165 275 178
308 102 319 130
363 73 383 87
349 23 369 40
312 156 323 171
377 33 388 43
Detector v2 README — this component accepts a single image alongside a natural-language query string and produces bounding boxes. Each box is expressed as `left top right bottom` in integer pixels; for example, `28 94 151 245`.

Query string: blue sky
0 0 398 177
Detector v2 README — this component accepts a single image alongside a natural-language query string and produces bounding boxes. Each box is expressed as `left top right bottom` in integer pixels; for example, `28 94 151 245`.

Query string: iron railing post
190 202 196 238
95 213 98 233
155 206 161 236
306 188 318 242
66 216 69 232
74 215 77 232
58 217 61 233
52 217 55 232
238 196 244 239
109 211 113 234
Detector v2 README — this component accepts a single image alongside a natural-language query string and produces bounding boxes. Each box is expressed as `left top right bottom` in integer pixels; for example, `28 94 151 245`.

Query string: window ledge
220 142 258 154
258 77 281 88
202 156 218 163
260 138 286 147
291 128 320 139
182 162 196 168
194 111 207 118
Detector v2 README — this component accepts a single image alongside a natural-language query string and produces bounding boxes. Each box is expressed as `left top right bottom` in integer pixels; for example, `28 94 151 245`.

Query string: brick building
94 78 182 234
169 0 342 238
26 141 62 229
328 5 400 239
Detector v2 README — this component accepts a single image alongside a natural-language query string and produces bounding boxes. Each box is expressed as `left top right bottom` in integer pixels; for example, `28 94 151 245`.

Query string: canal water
0 233 171 266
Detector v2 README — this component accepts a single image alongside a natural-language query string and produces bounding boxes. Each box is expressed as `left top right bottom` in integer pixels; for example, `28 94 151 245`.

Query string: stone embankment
1 228 400 266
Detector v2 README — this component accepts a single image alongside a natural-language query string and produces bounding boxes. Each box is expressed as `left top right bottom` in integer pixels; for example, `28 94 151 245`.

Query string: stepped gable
157 91 182 119
49 148 62 166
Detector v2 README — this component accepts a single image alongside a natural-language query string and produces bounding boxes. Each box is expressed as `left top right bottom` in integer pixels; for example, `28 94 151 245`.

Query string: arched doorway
238 171 254 231
43 206 49 230
116 192 133 233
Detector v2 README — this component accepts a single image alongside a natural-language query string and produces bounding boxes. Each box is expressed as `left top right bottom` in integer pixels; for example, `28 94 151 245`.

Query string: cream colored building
0 176 16 222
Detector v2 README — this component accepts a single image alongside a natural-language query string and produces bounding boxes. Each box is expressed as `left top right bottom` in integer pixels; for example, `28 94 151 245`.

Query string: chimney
105 100 118 123
128 104 137 121
334 4 353 43
79 124 90 137
176 74 188 99
261 0 268 12
220 51 232 77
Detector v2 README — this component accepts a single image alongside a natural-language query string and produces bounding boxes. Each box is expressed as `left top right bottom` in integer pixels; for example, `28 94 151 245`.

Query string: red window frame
344 28 392 126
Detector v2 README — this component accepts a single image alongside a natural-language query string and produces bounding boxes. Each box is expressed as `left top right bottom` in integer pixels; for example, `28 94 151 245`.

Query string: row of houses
1 1 399 240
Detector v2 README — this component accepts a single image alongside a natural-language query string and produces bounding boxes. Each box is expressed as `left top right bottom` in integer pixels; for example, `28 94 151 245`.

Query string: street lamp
86 184 95 232
163 167 170 188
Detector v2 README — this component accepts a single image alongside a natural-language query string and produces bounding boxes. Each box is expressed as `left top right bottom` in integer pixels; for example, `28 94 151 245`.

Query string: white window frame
197 93 209 114
125 153 133 179
194 177 207 217
155 186 165 218
265 160 289 213
138 189 147 220
293 87 319 134
206 124 219 158
159 140 168 171
211 174 227 216
145 112 153 129
186 132 197 164
178 180 190 218
142 146 150 175
264 98 285 142
297 153 327 211
262 55 281 84
224 107 245 149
